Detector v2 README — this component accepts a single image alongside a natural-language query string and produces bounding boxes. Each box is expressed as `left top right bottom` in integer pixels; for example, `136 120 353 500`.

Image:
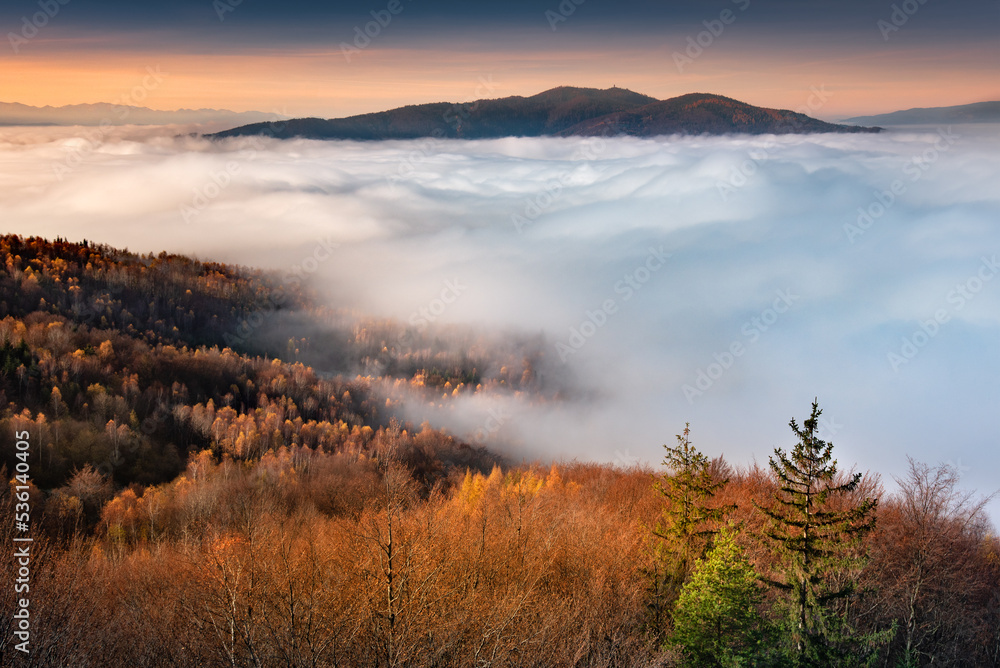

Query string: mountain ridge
0 101 287 127
209 86 881 140
844 101 1000 126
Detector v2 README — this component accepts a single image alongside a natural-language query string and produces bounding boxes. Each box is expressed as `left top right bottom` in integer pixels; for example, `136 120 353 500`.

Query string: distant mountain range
845 101 1000 126
0 102 287 127
209 87 881 141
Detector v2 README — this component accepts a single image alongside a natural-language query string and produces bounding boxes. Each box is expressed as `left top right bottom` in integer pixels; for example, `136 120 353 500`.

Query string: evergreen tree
672 524 772 667
754 400 878 665
650 424 731 627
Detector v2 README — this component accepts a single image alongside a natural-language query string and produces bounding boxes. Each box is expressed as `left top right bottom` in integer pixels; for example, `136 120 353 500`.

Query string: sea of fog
2 123 998 520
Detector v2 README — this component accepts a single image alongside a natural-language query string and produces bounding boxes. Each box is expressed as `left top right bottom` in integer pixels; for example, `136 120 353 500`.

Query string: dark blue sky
4 0 997 40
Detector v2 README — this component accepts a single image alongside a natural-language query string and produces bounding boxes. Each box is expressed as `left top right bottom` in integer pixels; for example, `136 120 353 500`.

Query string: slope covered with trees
562 93 874 137
209 87 880 141
0 235 510 493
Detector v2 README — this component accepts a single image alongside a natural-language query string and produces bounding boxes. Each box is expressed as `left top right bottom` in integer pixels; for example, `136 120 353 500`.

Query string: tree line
1 411 996 667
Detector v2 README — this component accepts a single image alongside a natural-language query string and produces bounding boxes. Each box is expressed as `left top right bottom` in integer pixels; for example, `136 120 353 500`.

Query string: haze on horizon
1 0 998 119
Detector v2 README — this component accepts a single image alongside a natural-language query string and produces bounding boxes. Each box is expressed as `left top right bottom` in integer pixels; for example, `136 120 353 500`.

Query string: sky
1 0 998 118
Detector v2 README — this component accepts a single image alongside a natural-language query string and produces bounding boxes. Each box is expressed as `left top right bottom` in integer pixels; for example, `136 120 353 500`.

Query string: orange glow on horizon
2 43 998 120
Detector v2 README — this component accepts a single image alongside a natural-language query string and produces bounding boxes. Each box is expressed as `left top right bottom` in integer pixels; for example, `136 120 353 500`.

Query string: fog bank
2 123 998 518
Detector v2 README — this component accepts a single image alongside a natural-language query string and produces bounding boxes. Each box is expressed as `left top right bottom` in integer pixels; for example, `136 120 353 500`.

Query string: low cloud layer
3 122 998 518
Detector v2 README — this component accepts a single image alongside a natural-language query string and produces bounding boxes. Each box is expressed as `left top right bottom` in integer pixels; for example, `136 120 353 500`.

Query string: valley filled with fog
3 123 998 516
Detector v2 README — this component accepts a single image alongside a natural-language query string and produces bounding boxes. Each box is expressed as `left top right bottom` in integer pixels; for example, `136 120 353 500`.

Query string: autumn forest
1 235 998 667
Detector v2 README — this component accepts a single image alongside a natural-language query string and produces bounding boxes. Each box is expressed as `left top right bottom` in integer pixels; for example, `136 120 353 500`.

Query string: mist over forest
2 124 998 520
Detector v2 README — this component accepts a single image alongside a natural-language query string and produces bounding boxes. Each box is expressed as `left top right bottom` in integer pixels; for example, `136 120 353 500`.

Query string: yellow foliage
485 465 502 489
504 469 544 498
454 470 480 509
453 465 507 510
545 464 563 490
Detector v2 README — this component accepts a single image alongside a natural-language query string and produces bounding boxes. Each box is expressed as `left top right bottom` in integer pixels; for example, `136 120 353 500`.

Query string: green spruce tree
754 400 878 666
672 524 772 667
650 424 731 628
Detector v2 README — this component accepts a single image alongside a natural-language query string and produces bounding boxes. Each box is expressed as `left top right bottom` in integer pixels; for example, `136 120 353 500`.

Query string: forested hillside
210 87 879 141
0 235 533 489
0 236 997 667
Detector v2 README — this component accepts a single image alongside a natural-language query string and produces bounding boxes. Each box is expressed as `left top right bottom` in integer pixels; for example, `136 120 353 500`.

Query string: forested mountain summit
209 87 881 141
